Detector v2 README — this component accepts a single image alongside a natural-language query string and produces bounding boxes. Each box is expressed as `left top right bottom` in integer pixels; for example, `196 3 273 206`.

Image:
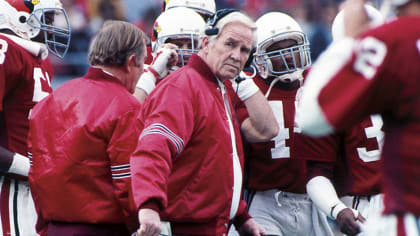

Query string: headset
204 8 239 36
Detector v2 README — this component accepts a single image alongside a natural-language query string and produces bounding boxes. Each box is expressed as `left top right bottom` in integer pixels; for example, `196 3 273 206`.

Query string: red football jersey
307 115 383 196
236 76 338 193
338 115 383 196
305 17 420 215
0 35 53 156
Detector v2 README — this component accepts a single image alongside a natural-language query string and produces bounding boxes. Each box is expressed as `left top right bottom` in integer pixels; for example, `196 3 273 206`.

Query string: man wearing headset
130 9 277 236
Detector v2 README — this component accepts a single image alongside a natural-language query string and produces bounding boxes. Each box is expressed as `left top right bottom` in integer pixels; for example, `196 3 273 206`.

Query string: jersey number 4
269 101 300 159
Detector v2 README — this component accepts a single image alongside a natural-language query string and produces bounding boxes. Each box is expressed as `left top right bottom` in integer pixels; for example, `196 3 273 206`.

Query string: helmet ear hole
19 16 26 23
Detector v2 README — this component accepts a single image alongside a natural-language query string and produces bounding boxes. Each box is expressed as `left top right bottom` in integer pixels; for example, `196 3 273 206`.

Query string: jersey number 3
356 114 384 162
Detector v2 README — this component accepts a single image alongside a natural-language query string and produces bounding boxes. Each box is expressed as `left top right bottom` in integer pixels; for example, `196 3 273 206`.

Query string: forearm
241 91 279 142
306 176 346 219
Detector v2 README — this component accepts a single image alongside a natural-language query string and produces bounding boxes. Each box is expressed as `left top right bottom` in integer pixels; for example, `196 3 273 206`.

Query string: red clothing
0 34 53 163
130 54 250 235
306 115 383 196
303 17 420 216
28 68 141 233
234 76 338 193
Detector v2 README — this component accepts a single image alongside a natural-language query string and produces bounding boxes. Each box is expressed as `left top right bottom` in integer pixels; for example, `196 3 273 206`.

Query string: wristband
136 71 157 95
237 78 259 101
331 202 347 220
9 153 30 176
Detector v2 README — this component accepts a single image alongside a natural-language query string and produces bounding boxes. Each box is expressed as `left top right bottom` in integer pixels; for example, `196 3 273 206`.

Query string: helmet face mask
165 36 199 67
254 12 311 82
0 0 71 58
255 31 311 77
152 7 205 67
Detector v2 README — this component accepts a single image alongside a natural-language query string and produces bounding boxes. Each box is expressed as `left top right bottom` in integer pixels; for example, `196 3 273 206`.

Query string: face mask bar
158 34 200 67
27 7 71 58
255 31 311 75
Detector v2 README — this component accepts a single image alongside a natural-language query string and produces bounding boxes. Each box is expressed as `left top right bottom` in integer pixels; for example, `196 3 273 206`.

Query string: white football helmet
164 0 216 20
254 12 311 82
332 4 384 41
152 7 205 67
0 0 71 58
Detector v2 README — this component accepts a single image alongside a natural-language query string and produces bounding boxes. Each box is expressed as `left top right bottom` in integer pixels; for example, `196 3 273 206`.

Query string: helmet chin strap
264 70 303 98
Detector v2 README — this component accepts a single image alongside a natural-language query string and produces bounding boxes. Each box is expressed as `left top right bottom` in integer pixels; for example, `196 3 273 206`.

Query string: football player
296 0 420 235
306 5 386 236
230 11 334 236
142 0 216 65
134 7 205 102
0 0 70 235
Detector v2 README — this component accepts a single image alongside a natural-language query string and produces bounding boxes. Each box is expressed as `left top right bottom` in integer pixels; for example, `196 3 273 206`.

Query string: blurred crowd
53 0 380 85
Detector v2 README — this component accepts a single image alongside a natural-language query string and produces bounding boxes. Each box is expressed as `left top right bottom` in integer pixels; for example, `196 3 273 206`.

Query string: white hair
199 11 257 48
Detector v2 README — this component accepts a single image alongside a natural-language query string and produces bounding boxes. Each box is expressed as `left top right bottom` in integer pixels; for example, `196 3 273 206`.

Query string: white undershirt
218 79 242 219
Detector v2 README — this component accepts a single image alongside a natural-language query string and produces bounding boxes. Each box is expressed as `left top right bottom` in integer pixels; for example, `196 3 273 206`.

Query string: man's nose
230 47 241 61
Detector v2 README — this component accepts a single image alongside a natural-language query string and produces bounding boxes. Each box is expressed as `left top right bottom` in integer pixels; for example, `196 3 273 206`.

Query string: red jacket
28 68 141 233
130 54 250 235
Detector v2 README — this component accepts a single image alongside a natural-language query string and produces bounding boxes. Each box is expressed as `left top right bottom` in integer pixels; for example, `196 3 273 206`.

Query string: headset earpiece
204 8 239 36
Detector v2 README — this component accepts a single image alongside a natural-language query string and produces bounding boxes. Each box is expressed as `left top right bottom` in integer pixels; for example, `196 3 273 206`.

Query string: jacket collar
84 67 125 87
187 53 219 84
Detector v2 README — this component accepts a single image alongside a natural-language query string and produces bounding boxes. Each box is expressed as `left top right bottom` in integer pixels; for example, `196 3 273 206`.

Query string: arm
0 41 28 176
108 107 142 230
131 84 194 232
306 161 364 236
233 200 266 236
134 45 178 103
0 146 30 176
232 77 279 142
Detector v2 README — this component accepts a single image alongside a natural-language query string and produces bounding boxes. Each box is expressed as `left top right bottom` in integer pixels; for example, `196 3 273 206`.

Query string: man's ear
201 37 210 54
125 54 137 72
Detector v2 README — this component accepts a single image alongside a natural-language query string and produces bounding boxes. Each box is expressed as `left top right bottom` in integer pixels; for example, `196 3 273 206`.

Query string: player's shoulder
362 17 420 43
0 34 36 63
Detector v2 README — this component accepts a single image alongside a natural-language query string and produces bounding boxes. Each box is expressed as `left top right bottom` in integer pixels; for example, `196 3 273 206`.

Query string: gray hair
88 20 146 66
199 11 257 48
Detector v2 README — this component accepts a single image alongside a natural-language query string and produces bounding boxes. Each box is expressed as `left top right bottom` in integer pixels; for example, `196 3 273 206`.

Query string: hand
238 218 266 236
336 208 366 236
136 209 161 236
151 43 178 79
342 0 370 38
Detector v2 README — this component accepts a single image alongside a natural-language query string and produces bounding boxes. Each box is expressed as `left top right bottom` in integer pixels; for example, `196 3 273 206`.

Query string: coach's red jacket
28 68 141 234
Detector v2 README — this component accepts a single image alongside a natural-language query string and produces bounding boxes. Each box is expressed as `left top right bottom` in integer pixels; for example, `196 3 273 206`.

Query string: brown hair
88 20 146 66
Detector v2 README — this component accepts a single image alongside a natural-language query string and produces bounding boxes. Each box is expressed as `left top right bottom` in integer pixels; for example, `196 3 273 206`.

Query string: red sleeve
130 83 195 211
0 38 24 111
293 132 340 162
233 200 251 229
108 106 142 229
306 160 335 182
317 37 393 131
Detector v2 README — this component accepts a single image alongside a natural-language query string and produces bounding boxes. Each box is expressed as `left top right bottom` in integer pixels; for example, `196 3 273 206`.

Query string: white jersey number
269 101 300 159
354 37 387 80
356 114 384 162
32 67 51 102
0 39 8 65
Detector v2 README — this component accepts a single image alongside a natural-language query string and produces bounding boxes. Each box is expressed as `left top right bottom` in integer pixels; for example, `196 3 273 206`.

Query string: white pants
362 214 420 236
0 177 39 236
244 189 329 236
312 194 384 236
